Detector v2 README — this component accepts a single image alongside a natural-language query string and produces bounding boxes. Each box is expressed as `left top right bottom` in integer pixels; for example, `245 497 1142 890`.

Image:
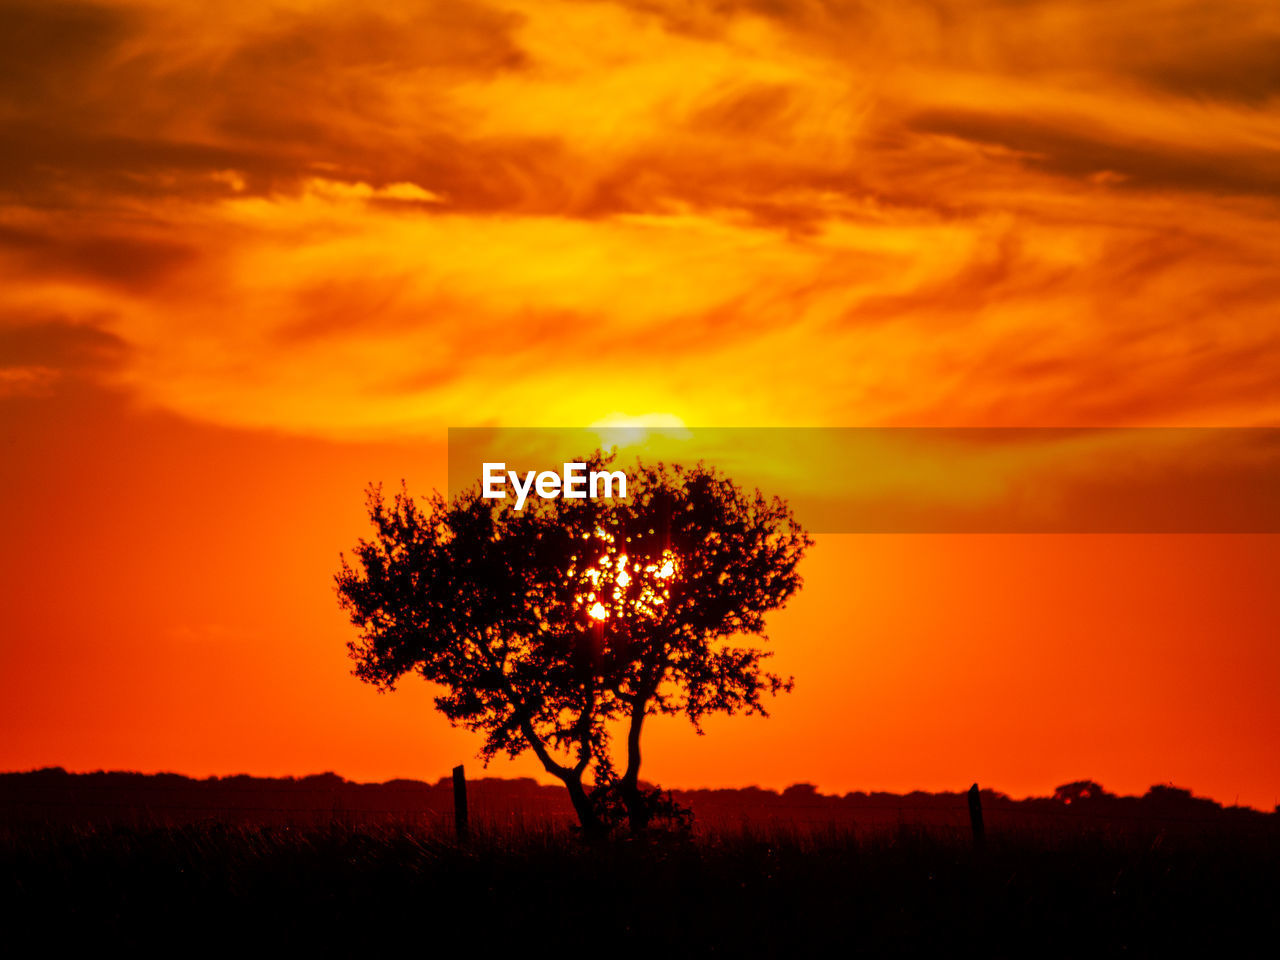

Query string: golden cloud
1 0 1277 432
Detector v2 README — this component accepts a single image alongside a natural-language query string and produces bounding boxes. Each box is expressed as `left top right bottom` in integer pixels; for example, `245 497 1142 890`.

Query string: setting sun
571 523 678 622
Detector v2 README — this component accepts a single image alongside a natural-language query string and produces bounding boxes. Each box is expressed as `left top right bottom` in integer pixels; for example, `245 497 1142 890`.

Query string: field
4 818 1278 955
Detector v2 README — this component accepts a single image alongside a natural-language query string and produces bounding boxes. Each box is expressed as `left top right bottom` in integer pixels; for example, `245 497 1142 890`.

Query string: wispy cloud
2 0 1277 432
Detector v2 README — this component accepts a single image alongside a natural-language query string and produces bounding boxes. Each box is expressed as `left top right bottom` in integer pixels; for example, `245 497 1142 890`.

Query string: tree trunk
515 714 603 839
619 702 650 832
563 772 603 839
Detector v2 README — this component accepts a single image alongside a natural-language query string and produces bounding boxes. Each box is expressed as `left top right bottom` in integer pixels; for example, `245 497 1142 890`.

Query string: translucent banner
447 427 1280 533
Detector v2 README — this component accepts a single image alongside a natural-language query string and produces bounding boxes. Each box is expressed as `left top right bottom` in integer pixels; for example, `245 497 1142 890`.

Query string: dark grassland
3 821 1277 955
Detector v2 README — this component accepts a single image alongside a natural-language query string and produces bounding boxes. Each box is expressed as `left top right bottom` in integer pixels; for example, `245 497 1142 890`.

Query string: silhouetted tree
335 451 811 835
1053 780 1113 805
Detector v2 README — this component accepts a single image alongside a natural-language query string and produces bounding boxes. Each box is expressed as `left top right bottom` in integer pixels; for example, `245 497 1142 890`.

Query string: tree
335 451 812 835
1052 780 1112 805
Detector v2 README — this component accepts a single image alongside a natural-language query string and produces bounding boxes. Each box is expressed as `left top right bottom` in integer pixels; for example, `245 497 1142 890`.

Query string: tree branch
475 632 573 781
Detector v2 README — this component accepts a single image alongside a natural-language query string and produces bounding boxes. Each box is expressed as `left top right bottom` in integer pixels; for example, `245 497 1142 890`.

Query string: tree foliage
335 451 812 833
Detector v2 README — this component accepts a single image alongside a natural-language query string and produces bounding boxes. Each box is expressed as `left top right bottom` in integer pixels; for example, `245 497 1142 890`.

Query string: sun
588 412 691 451
571 524 678 622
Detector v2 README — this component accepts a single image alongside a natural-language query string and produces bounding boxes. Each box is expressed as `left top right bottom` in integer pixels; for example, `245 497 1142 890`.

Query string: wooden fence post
967 782 985 848
453 764 469 841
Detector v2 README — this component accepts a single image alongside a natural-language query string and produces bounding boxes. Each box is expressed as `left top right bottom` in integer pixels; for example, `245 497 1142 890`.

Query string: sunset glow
572 523 678 623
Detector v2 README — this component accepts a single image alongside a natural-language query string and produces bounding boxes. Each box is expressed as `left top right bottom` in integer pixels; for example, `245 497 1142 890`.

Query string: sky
2 0 1278 807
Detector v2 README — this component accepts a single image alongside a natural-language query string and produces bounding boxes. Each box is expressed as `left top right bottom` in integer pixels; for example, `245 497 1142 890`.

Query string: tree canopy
335 452 812 833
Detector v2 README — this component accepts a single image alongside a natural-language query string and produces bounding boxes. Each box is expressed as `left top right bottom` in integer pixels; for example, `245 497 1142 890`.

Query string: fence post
967 782 985 848
453 764 469 841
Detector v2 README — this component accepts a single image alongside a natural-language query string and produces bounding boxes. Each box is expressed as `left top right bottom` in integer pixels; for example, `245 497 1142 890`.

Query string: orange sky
2 0 1278 808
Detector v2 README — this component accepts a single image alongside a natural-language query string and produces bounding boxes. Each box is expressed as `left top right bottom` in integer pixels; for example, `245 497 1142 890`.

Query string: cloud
0 0 1276 434
0 222 196 292
0 318 127 369
0 0 136 102
0 0 532 207
0 316 129 395
911 109 1280 198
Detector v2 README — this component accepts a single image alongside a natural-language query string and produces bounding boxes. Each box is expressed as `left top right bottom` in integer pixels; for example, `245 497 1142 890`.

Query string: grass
3 819 1277 955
